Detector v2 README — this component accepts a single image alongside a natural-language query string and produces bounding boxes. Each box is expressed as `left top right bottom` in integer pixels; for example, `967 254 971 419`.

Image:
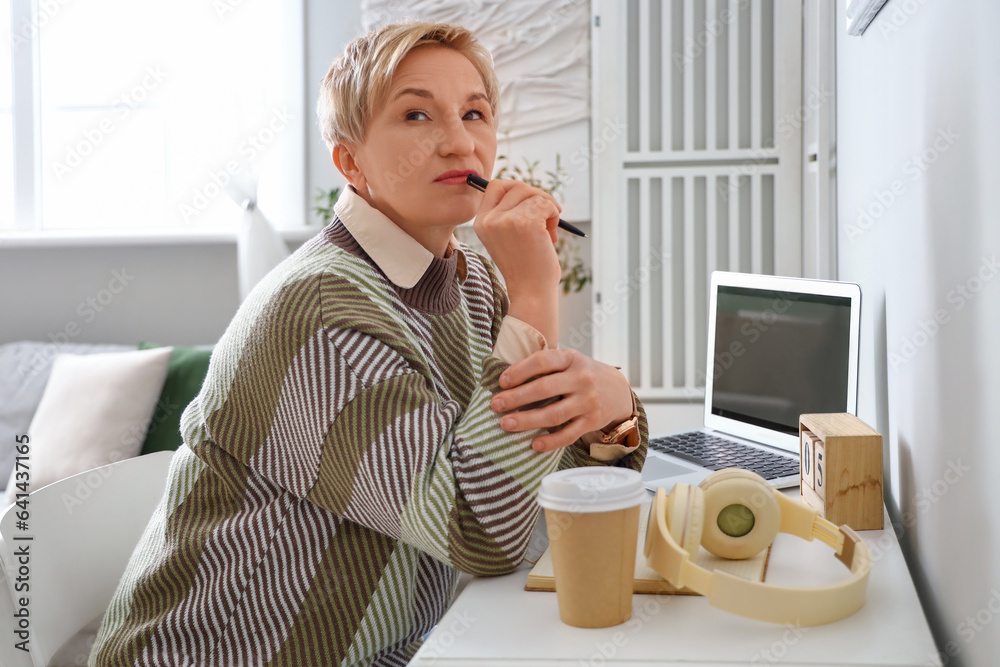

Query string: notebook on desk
641 271 862 492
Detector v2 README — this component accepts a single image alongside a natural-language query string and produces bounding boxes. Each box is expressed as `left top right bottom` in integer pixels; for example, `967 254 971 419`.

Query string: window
4 0 297 233
0 0 13 227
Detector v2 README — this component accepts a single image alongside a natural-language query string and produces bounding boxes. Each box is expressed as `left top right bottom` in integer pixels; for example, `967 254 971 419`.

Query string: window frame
10 0 39 231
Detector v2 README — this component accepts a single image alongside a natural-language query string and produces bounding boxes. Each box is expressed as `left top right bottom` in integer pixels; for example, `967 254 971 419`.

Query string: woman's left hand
489 348 634 452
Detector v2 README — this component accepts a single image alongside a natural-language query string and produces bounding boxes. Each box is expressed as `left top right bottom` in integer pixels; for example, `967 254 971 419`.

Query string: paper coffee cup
537 467 646 628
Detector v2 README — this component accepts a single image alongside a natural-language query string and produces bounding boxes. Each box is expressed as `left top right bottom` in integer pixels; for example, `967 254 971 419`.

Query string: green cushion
137 342 212 455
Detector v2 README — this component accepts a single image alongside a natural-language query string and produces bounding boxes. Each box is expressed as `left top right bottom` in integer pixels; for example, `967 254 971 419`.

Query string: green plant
494 154 592 295
313 186 341 225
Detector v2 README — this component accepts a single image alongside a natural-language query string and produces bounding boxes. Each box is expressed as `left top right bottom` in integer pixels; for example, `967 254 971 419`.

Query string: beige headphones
644 469 871 626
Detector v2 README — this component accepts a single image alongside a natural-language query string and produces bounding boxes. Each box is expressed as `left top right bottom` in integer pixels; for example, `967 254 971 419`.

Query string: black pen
465 174 588 238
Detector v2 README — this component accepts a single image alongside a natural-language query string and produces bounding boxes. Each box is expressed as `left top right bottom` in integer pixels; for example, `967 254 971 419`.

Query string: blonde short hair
317 21 500 149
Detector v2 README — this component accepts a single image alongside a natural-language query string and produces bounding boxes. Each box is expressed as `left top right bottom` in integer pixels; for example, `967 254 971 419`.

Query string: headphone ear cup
698 469 780 560
665 483 705 559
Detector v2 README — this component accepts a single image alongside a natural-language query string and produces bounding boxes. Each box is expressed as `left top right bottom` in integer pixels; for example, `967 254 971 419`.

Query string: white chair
0 451 174 667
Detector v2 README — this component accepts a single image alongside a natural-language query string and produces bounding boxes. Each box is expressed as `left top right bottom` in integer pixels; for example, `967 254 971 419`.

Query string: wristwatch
599 411 640 449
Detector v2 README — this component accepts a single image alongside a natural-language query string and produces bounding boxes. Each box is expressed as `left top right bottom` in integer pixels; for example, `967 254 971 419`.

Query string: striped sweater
89 220 647 667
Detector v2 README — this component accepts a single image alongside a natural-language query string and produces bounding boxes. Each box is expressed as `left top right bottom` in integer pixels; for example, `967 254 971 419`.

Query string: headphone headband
644 476 871 626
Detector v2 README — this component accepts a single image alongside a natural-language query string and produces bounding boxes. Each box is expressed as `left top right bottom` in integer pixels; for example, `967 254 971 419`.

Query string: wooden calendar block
813 438 827 501
799 413 883 530
799 429 821 491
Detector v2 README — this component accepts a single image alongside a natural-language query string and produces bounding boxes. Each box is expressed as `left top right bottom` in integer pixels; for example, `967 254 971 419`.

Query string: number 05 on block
799 413 884 531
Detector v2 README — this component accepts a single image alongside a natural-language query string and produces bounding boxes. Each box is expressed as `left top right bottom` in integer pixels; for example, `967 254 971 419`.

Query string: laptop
641 271 862 491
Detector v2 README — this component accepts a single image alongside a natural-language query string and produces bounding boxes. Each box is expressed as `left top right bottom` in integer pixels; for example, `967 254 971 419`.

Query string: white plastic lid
537 467 647 513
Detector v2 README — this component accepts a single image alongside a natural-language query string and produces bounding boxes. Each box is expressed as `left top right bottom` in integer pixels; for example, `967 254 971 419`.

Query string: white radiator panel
622 169 777 398
592 0 802 400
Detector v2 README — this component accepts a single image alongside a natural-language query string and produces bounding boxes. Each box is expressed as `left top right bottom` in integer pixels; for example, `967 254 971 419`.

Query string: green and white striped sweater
89 220 647 667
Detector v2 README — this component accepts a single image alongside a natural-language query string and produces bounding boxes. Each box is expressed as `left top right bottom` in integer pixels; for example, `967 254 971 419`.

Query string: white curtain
361 0 590 139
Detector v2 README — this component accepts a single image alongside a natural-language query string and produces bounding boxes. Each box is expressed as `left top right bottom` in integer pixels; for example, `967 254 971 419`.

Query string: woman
91 21 646 666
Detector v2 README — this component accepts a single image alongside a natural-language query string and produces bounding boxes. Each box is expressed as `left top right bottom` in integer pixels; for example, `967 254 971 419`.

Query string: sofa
0 340 212 665
0 340 212 501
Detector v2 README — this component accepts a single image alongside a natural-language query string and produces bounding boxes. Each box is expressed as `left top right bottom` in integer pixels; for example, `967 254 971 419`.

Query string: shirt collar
333 186 467 289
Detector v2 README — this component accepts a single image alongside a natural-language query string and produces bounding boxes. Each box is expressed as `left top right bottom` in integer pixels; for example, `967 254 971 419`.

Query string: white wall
836 2 1000 664
0 242 239 346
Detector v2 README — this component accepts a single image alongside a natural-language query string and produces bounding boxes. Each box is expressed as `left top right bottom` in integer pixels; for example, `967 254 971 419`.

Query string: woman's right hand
473 179 563 345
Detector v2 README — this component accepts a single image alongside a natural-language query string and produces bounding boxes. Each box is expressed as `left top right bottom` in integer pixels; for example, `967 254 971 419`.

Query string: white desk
411 501 941 666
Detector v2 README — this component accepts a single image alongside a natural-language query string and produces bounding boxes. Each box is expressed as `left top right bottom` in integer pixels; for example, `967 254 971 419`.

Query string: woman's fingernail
501 416 516 429
492 397 505 411
499 374 511 387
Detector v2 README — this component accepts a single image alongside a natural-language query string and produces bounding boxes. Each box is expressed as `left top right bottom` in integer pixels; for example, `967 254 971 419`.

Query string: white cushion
3 347 173 505
0 341 135 491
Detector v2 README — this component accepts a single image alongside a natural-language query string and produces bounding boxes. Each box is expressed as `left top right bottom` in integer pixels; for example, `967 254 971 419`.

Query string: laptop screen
709 284 856 437
705 271 861 453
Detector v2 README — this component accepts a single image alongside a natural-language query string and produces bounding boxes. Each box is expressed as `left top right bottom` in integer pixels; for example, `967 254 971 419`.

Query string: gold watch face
604 417 636 443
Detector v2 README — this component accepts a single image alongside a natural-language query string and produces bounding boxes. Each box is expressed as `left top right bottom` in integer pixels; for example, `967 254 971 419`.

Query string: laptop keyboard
649 431 800 481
